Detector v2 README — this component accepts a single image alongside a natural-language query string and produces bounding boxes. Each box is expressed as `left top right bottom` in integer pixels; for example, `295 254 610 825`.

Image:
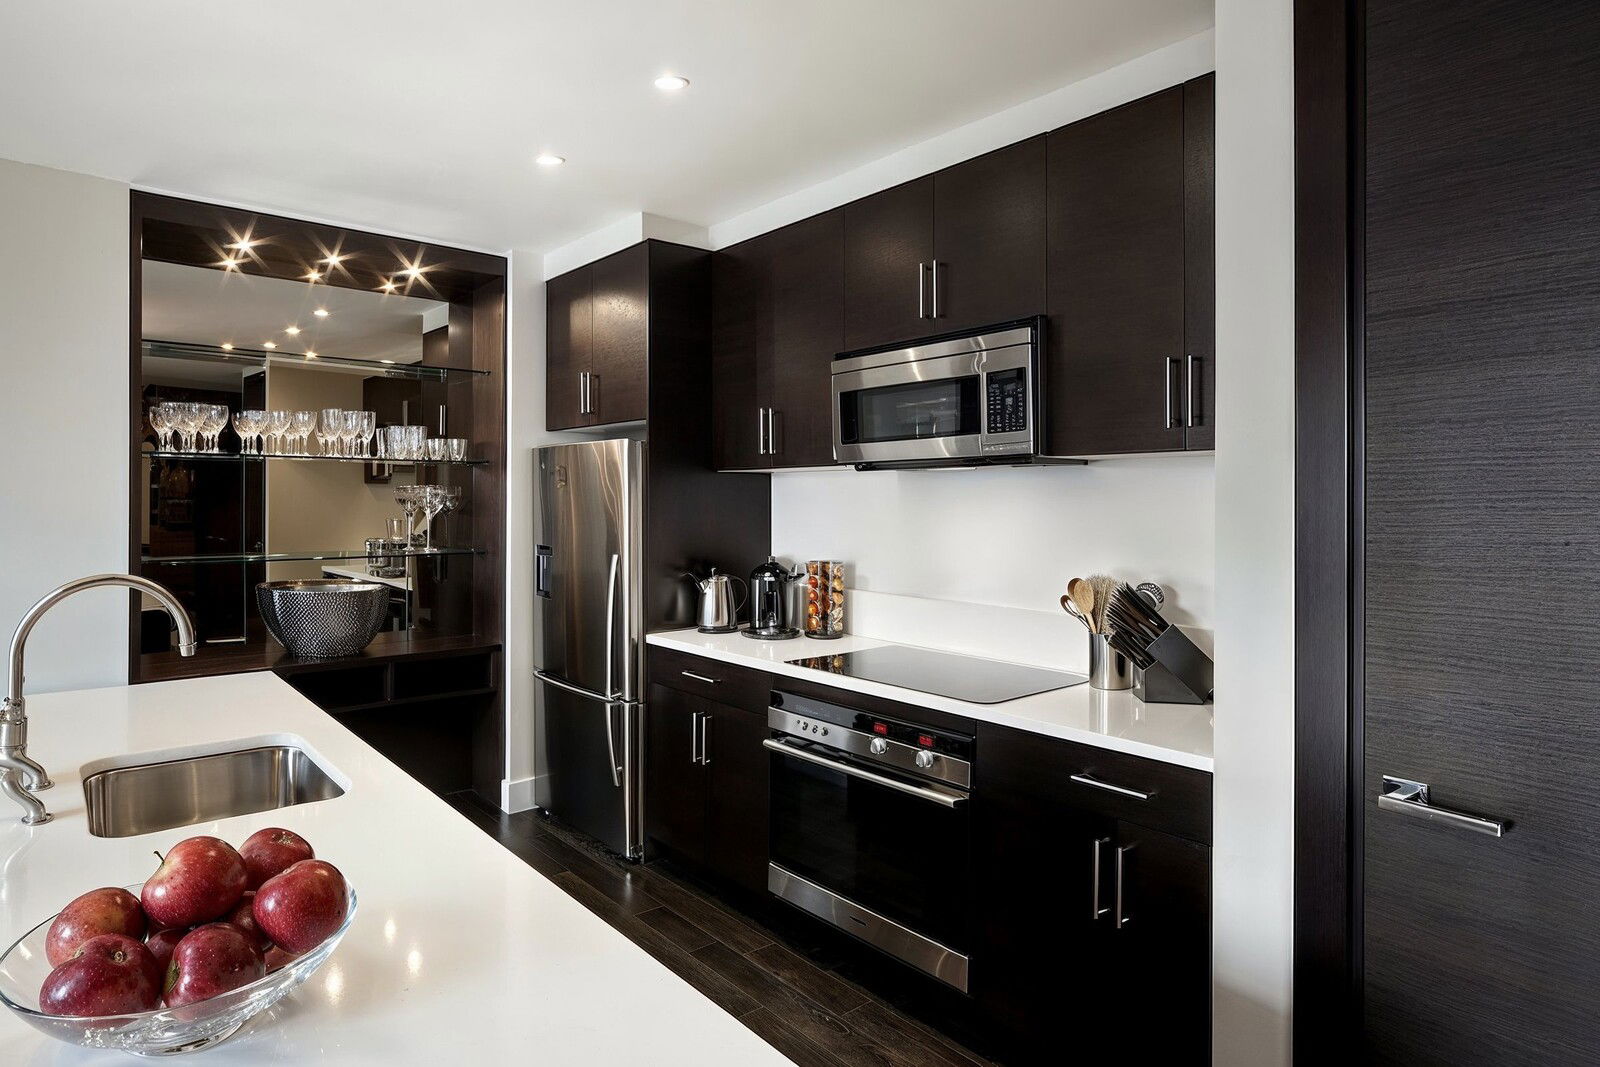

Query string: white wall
1212 0 1295 1063
0 159 130 695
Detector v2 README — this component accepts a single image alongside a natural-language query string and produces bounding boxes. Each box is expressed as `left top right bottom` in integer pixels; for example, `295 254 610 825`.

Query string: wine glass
175 403 204 453
357 411 377 459
206 404 230 453
291 411 317 455
243 409 267 454
394 486 423 546
318 409 343 456
266 410 292 455
416 485 450 550
337 411 360 459
148 404 173 452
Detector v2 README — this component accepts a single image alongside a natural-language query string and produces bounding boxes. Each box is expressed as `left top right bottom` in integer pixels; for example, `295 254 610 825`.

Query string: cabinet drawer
647 645 771 712
977 723 1211 845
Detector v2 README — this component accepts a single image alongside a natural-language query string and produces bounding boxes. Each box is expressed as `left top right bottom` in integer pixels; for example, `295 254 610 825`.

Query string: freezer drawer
538 673 642 858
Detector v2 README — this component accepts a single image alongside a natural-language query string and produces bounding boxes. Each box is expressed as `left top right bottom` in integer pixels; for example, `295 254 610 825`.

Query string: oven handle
762 738 968 809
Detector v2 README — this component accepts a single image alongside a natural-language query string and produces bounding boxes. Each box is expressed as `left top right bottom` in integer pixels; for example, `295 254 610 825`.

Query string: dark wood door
930 137 1047 333
766 210 843 467
1044 87 1186 456
1182 73 1215 450
545 265 591 431
1362 3 1600 1063
702 702 770 894
710 242 769 470
589 243 649 426
842 176 935 351
644 683 707 864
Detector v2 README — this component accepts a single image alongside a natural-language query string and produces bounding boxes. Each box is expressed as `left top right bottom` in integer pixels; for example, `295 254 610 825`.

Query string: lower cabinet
973 722 1211 1062
644 677 770 895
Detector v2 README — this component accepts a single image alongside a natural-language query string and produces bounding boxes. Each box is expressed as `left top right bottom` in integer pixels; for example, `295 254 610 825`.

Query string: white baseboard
500 775 539 813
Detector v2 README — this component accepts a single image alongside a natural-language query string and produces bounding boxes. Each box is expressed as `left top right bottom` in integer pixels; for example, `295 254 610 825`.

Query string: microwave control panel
985 368 1028 435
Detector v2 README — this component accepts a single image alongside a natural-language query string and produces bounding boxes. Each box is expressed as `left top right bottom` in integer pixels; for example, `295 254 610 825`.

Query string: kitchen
2 2 1594 1065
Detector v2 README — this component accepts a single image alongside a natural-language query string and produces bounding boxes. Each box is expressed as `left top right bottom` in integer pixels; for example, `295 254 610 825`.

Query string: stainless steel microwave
831 320 1041 469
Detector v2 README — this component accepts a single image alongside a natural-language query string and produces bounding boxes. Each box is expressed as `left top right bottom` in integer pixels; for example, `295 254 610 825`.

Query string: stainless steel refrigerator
533 439 645 858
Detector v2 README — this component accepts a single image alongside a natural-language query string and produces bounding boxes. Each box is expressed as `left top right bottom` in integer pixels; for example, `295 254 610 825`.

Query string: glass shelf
143 449 487 467
142 546 482 566
142 339 489 381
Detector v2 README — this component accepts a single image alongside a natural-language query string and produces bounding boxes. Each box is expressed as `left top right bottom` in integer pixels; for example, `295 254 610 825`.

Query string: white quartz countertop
648 628 1214 772
0 673 790 1065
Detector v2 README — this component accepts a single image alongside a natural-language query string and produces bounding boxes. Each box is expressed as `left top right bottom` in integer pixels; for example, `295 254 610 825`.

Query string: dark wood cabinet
1044 76 1213 456
644 682 711 862
544 243 650 429
700 697 770 893
842 176 934 351
973 722 1211 1062
711 210 843 470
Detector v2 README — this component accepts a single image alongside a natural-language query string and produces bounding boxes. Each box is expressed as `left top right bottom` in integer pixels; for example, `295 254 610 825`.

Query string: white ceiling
143 261 446 363
0 1 1212 255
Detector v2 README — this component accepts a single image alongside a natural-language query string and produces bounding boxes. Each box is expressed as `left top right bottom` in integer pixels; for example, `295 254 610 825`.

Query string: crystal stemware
425 439 446 462
444 438 468 462
416 485 449 551
357 411 377 459
265 410 290 455
204 404 230 453
393 486 424 546
175 402 204 453
289 410 317 456
148 404 173 452
339 410 363 459
318 409 343 456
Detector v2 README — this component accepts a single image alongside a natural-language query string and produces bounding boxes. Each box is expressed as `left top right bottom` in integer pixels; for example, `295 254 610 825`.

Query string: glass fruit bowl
0 882 355 1056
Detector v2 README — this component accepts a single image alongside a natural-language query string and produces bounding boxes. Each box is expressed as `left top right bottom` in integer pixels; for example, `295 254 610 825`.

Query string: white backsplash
771 455 1215 672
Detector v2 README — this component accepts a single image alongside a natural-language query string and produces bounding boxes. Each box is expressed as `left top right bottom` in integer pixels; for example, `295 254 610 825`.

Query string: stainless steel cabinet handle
1378 776 1506 837
1071 773 1156 801
1185 354 1201 428
757 407 767 455
1164 357 1179 429
700 714 711 766
1115 843 1135 929
1091 837 1111 920
931 260 941 318
918 261 928 318
690 711 701 765
766 408 778 455
762 738 967 808
680 671 720 685
579 371 589 414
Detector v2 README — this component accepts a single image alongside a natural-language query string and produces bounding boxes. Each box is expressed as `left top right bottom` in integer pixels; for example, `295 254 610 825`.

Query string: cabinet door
644 683 707 864
711 242 770 470
590 243 649 426
1182 73 1215 451
930 137 1047 333
1106 821 1210 1059
1044 87 1186 456
842 176 935 351
766 210 843 468
546 266 592 431
702 703 771 894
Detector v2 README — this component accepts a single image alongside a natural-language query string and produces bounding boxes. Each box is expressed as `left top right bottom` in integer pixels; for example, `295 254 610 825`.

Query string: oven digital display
985 368 1027 435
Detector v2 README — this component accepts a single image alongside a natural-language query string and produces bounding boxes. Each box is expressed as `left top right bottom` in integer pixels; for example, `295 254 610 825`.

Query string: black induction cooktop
786 645 1088 705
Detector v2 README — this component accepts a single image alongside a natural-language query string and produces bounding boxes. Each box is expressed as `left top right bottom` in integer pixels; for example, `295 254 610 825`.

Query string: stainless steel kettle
684 569 746 634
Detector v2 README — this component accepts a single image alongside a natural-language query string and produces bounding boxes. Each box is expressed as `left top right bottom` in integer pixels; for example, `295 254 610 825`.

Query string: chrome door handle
579 371 589 415
766 408 778 456
605 703 622 788
690 711 701 765
930 260 941 318
1378 776 1506 837
1091 836 1111 920
680 671 720 685
757 406 767 455
700 713 711 766
918 261 928 318
1185 354 1201 428
1115 843 1135 929
762 738 967 808
1164 357 1179 429
1071 773 1155 801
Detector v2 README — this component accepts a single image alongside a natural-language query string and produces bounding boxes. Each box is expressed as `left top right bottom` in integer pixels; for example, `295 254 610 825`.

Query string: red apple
253 860 347 954
39 934 161 1017
144 926 187 971
141 837 248 929
45 887 146 967
263 945 300 974
223 891 272 951
162 923 265 1008
238 827 314 890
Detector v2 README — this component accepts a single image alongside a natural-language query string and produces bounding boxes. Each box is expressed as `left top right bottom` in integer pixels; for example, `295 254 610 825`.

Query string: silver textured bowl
256 579 388 657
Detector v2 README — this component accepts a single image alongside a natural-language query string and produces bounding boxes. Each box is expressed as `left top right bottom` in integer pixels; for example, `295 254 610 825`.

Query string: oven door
765 736 972 988
832 352 985 465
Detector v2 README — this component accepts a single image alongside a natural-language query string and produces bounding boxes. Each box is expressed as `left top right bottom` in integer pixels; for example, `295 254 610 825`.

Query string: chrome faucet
0 574 196 825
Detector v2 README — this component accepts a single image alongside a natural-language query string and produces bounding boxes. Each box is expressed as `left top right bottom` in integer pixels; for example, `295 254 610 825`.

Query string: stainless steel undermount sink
83 745 345 838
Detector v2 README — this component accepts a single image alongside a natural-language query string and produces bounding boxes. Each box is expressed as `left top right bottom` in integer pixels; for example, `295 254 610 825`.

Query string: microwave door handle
762 738 966 808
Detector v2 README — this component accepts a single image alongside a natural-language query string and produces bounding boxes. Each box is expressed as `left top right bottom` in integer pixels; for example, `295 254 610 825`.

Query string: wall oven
764 689 974 991
831 319 1041 469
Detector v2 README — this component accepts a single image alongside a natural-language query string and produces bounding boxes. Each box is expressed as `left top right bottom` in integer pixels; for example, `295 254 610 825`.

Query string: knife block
1131 628 1213 705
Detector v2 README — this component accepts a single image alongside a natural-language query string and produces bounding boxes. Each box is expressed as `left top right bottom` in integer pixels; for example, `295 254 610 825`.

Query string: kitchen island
0 672 791 1065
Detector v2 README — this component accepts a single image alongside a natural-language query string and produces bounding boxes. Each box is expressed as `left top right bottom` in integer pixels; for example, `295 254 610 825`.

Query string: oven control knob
869 737 888 755
915 750 936 769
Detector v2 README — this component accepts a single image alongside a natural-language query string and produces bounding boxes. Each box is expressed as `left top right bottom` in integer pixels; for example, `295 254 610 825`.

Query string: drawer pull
1071 773 1155 802
680 670 720 685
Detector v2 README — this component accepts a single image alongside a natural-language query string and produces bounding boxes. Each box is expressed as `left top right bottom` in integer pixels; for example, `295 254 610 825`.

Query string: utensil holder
1088 633 1132 690
1131 628 1213 705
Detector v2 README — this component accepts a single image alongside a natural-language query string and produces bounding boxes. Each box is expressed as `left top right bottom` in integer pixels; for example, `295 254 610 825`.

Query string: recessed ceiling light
304 350 318 359
314 308 329 318
305 270 322 281
285 325 301 336
535 153 565 167
262 341 277 350
379 280 397 292
379 359 396 365
321 254 346 265
228 239 256 251
219 257 241 270
220 343 234 351
401 265 426 278
654 74 689 91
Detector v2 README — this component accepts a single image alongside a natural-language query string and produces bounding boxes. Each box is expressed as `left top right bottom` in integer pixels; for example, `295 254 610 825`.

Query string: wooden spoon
1067 578 1098 634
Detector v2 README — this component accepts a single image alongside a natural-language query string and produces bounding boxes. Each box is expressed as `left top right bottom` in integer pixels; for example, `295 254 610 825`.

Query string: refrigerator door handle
605 703 622 788
604 552 621 700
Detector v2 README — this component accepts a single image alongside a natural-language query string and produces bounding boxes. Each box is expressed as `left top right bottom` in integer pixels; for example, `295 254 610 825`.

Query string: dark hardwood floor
443 791 1001 1067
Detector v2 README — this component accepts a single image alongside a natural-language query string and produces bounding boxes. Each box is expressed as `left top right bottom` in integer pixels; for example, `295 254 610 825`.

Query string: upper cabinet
712 210 844 470
842 137 1047 352
546 243 650 430
1043 75 1214 456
